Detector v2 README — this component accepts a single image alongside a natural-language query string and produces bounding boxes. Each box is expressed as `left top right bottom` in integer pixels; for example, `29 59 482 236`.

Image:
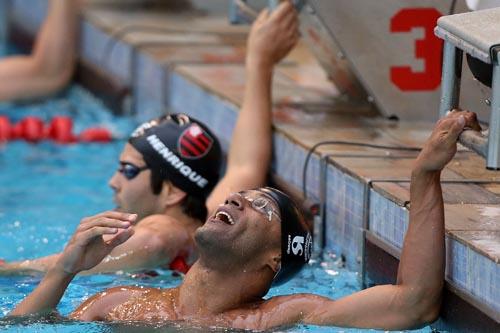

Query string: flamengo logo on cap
146 134 208 189
178 124 214 159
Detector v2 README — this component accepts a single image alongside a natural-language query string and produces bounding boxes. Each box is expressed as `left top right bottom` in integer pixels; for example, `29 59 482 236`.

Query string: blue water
0 45 431 332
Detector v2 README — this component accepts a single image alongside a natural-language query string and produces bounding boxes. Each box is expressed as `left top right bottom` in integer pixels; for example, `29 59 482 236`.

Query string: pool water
0 46 432 332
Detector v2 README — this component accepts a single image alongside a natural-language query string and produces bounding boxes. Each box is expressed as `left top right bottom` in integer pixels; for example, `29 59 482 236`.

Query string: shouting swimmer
0 1 300 275
9 111 481 330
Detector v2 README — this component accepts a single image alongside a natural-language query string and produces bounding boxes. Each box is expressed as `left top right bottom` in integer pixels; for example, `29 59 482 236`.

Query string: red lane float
20 116 45 143
10 121 24 140
0 116 113 143
79 127 112 143
47 116 77 143
0 116 11 141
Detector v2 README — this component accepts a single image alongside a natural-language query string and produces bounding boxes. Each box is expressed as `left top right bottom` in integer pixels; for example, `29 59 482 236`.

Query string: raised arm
266 111 481 330
206 1 299 212
9 211 135 316
0 0 79 101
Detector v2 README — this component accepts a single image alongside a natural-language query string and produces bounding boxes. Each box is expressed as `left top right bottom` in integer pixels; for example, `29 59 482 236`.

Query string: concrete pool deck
5 0 499 330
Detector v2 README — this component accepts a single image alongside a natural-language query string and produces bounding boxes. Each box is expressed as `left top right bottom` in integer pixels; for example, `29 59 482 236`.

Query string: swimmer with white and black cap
128 113 223 202
0 1 301 276
10 110 482 330
258 187 313 285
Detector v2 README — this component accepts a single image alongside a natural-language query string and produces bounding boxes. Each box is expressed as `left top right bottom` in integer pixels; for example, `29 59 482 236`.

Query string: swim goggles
240 193 281 223
118 162 149 180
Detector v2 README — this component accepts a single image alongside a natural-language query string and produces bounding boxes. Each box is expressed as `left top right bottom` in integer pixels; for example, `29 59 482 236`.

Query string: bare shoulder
137 215 187 235
221 294 328 330
134 215 190 245
136 214 177 229
70 286 152 321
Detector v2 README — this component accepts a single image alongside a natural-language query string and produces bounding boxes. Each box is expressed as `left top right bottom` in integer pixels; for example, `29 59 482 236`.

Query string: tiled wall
370 189 500 314
272 133 321 201
369 189 409 249
133 51 167 122
0 0 8 43
80 22 134 84
446 237 499 314
168 70 238 152
9 0 46 34
325 165 365 271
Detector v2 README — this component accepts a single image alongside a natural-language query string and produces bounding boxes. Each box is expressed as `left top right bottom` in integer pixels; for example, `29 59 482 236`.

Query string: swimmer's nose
108 172 120 191
224 193 243 210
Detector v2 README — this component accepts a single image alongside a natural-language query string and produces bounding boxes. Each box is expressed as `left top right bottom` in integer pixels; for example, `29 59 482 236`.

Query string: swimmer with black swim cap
15 110 478 330
259 187 312 284
129 113 222 203
193 187 312 289
0 0 296 277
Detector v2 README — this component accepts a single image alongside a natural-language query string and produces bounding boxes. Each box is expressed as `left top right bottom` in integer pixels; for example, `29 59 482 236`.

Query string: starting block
435 7 500 170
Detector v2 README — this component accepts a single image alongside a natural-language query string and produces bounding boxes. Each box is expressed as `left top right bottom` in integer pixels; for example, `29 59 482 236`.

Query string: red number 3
390 8 443 91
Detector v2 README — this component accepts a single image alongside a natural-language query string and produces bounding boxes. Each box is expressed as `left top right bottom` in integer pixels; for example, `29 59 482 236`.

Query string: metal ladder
435 7 500 170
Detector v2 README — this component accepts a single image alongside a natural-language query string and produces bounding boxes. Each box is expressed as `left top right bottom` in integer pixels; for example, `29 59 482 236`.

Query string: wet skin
104 143 201 267
61 111 482 331
71 190 284 327
9 3 481 329
0 0 298 276
70 284 316 329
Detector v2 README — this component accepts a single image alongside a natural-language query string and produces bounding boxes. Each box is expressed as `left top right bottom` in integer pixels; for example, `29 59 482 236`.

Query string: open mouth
213 210 235 225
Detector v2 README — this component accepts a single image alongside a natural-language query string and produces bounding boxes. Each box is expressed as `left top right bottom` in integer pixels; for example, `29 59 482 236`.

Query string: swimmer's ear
161 181 187 207
265 252 282 274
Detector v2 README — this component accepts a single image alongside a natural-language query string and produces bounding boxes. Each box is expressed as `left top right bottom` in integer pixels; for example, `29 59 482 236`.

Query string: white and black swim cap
259 187 312 285
129 114 222 199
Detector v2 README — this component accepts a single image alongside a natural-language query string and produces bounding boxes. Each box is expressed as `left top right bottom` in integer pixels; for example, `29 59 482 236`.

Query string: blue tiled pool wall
81 21 134 85
325 165 365 271
8 0 499 322
0 1 8 46
446 237 500 315
369 190 409 250
169 71 238 153
272 133 321 201
370 190 500 315
8 0 46 35
134 51 167 122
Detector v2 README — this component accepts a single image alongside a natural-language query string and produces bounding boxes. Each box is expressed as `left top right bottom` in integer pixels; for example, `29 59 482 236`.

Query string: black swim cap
129 114 222 200
259 187 312 285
